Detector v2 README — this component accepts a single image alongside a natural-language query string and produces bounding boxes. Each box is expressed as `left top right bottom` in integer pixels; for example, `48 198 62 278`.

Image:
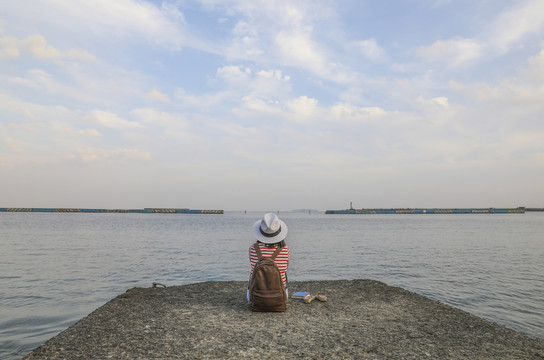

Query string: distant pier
0 208 223 214
325 207 527 214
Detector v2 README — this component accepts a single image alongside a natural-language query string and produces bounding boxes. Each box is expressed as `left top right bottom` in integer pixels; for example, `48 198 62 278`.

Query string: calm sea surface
1 211 543 359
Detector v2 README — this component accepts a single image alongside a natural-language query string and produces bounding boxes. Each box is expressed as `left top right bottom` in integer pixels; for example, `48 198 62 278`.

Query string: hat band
260 226 282 238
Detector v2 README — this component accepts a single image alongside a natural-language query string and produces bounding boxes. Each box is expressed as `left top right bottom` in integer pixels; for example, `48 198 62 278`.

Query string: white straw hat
252 213 288 244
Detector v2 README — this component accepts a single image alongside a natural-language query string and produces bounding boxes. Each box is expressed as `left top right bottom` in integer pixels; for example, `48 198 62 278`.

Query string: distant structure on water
0 208 223 214
326 205 528 214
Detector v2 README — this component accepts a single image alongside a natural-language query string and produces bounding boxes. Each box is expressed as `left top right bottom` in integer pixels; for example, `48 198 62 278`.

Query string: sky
1 0 543 211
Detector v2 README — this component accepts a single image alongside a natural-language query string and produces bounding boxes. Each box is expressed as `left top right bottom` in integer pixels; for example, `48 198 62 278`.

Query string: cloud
24 34 94 61
2 0 187 50
0 35 19 58
10 68 52 88
172 65 294 111
329 103 387 122
0 93 154 171
274 29 322 67
416 37 483 67
4 137 27 152
216 64 252 84
285 96 319 122
84 110 143 130
131 108 187 129
484 0 544 54
273 29 351 83
216 65 291 91
352 39 387 62
74 147 151 163
174 88 231 110
228 20 264 58
0 92 77 125
428 97 449 108
416 1 544 67
219 66 290 94
0 33 94 61
450 48 544 105
525 48 544 82
8 68 110 105
147 88 171 102
440 48 544 165
80 128 102 137
213 0 352 83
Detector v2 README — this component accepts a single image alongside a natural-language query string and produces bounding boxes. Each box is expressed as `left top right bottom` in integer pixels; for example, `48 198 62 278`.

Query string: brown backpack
248 243 287 312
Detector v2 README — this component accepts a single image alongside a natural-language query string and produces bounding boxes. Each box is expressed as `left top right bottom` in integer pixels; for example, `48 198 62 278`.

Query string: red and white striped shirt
249 243 290 286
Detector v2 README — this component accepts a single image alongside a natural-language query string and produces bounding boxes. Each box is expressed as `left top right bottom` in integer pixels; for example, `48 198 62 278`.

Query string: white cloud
0 95 113 168
0 35 19 58
416 1 544 68
48 120 103 139
285 96 319 121
256 69 290 82
274 29 351 83
211 65 292 109
438 49 544 166
0 92 77 125
228 20 264 58
216 65 291 93
525 49 544 82
147 88 171 102
9 68 51 88
484 0 544 54
429 97 449 108
85 110 143 130
352 39 386 62
7 0 187 50
4 137 27 152
233 66 288 85
330 103 387 121
131 108 187 129
216 65 252 84
23 34 61 59
81 128 102 137
213 0 351 83
275 29 319 65
416 37 483 67
174 88 230 110
8 68 111 105
238 95 282 115
450 49 544 105
75 147 151 163
0 33 94 61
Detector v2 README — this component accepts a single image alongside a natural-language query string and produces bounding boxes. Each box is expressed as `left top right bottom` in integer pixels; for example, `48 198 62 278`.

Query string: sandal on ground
303 293 315 303
315 292 328 302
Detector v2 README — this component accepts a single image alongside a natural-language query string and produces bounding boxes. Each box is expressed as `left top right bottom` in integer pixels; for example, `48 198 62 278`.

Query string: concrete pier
23 280 543 359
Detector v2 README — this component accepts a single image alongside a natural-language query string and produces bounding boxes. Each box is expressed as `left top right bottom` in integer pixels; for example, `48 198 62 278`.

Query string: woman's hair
258 240 286 248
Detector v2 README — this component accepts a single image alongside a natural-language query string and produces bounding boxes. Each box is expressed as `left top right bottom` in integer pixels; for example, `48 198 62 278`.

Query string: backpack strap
270 246 283 261
253 242 263 260
253 242 283 261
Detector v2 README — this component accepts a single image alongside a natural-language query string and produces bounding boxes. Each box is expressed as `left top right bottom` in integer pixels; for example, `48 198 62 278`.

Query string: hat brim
252 218 288 244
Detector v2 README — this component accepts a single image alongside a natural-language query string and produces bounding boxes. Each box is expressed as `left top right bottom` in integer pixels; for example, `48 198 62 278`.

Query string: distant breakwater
0 208 223 214
326 207 527 214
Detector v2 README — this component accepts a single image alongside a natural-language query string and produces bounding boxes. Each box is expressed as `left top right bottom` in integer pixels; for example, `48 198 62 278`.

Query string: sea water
1 211 543 359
